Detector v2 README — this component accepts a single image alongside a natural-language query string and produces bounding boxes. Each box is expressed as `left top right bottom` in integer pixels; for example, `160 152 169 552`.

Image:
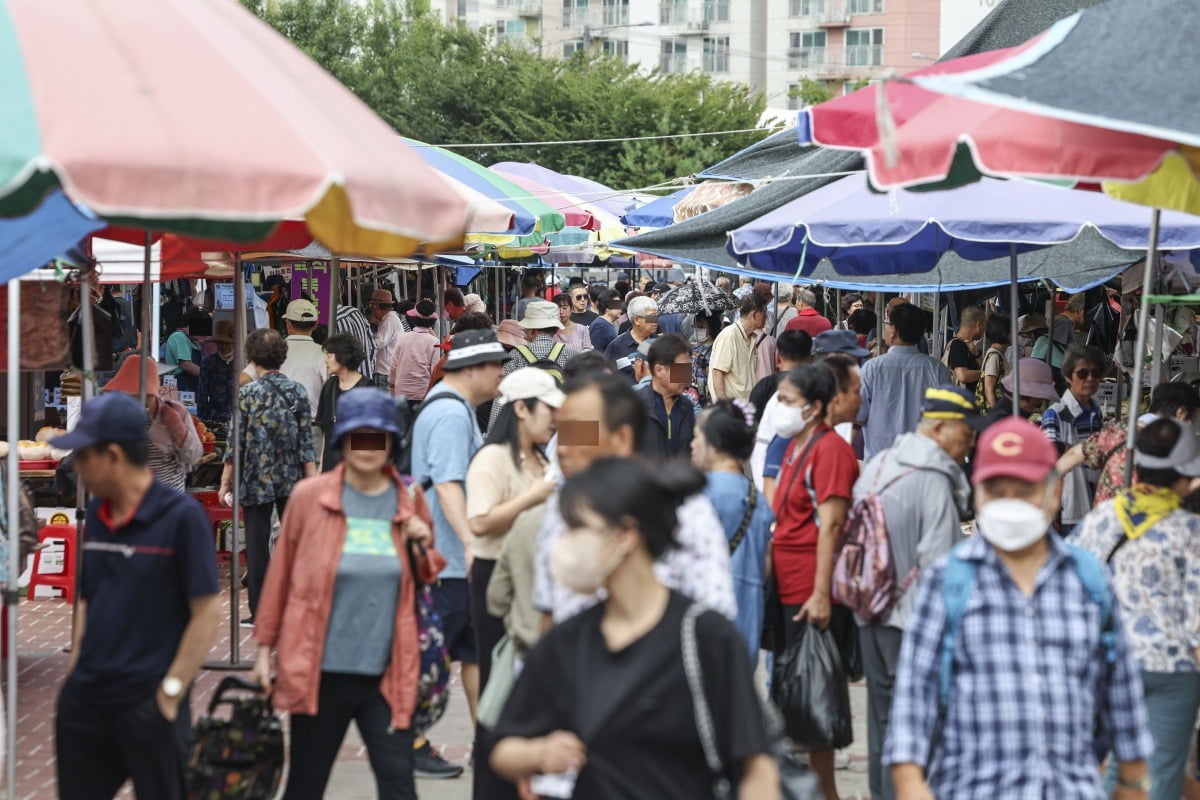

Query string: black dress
493 591 770 799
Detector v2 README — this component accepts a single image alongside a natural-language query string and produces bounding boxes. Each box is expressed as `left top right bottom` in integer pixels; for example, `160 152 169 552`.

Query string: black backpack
393 392 475 487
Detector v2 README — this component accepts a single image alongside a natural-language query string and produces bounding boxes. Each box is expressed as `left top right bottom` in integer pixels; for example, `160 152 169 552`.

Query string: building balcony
787 46 835 75
815 1 851 26
659 53 688 73
601 6 630 26
844 44 883 69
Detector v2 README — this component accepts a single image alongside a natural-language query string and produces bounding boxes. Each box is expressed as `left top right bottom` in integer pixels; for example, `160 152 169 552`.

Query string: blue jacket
637 384 695 462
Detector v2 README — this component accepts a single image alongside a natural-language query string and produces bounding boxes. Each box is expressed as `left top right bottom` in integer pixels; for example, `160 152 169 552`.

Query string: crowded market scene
3 0 1200 798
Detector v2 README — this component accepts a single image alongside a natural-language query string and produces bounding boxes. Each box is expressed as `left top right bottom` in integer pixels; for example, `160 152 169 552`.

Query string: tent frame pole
206 256 252 671
1009 245 1020 413
1124 209 1162 485
6 280 20 800
138 232 152 407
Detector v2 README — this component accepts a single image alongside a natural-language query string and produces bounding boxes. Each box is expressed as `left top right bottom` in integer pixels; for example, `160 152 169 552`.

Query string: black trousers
469 558 519 800
243 496 288 618
56 685 191 800
285 672 416 800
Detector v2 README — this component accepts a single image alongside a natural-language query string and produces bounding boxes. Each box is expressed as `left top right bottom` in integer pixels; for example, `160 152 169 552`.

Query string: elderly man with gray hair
604 295 659 380
785 286 833 339
772 284 798 337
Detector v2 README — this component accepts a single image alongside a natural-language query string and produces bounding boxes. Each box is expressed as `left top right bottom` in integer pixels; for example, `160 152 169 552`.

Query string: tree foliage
242 0 768 189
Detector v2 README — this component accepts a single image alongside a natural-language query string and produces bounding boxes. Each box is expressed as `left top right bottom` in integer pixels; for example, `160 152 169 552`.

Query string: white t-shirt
750 392 781 492
281 335 327 412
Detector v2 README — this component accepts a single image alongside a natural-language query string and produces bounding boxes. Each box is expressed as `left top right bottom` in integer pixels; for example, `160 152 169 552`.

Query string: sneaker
414 742 464 779
834 749 851 770
239 618 255 628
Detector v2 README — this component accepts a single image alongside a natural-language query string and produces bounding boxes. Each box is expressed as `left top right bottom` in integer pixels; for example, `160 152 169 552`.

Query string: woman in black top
490 458 778 800
316 333 371 471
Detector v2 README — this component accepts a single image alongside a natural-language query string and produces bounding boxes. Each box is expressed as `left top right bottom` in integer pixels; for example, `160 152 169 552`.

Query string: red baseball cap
972 416 1057 484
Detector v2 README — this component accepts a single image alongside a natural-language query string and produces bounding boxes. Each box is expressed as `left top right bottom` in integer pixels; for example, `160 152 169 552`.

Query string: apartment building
433 0 995 107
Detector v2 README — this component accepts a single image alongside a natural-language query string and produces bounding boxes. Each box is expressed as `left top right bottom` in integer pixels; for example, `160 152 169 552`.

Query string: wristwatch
160 676 184 699
1117 773 1152 793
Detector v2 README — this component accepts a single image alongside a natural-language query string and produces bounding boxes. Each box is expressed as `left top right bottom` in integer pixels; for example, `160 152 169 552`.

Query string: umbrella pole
207 257 251 670
5 279 20 800
1150 303 1166 387
1124 209 1162 485
436 267 446 338
69 275 97 657
138 232 152 407
329 256 341 331
875 293 886 356
1009 245 1020 414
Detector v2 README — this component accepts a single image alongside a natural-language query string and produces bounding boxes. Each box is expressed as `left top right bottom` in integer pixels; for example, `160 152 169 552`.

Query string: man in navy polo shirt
52 393 222 800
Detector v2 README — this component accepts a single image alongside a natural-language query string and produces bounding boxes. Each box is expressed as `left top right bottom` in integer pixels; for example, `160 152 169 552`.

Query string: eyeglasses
1073 368 1103 379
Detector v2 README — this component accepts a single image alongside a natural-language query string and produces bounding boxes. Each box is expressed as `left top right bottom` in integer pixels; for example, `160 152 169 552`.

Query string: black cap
442 329 509 371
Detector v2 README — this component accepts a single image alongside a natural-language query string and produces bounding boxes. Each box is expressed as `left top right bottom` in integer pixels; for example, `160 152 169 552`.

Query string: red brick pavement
5 565 478 799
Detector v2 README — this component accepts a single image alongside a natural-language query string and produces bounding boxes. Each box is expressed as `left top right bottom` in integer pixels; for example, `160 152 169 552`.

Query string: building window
789 0 824 16
845 27 883 66
702 36 729 72
787 82 802 110
495 17 528 42
847 0 883 13
788 30 826 69
659 37 687 72
601 0 629 26
563 39 585 56
660 0 688 25
703 0 730 22
562 0 588 30
601 38 629 59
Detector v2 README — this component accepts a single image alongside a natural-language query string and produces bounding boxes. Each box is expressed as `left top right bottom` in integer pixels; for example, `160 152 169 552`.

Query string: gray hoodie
852 431 972 630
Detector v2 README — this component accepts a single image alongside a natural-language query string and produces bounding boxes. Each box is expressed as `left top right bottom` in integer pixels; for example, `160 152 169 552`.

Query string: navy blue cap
813 329 869 358
50 393 148 451
332 387 402 446
922 384 988 431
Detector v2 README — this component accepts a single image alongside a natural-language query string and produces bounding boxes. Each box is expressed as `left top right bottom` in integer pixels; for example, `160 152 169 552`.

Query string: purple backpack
831 461 919 623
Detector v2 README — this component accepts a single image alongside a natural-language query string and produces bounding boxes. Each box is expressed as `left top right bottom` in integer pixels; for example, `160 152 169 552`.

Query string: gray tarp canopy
617 0 1113 277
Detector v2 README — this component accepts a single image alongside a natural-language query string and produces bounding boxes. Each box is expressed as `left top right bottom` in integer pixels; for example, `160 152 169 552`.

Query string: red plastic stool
27 524 77 603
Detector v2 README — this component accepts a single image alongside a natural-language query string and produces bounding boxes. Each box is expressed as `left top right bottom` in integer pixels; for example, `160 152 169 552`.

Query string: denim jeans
1106 670 1200 800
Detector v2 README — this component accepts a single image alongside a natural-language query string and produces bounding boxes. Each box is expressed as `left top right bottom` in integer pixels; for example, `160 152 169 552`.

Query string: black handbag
186 676 284 800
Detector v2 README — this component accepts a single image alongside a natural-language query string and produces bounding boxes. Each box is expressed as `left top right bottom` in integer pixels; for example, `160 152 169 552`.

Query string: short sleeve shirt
410 386 482 578
494 591 770 800
946 338 979 394
68 482 219 705
466 444 545 561
771 425 859 604
707 322 757 402
164 330 199 374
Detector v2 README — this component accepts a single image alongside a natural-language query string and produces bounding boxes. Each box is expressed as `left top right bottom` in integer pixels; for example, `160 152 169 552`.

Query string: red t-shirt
784 308 833 338
771 425 859 604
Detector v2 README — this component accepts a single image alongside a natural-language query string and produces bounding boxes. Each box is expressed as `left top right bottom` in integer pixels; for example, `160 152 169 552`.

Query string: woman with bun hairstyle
690 399 775 658
490 457 779 799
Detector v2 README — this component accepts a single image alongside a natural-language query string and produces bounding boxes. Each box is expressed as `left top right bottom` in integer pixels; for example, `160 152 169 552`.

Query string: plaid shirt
884 533 1153 800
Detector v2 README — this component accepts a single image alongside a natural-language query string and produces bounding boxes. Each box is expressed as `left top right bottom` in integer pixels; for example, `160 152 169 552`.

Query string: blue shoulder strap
938 541 977 713
1066 542 1117 665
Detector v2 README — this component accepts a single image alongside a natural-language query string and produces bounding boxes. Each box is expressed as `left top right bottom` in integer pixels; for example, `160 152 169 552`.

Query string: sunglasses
1072 368 1103 379
572 294 587 301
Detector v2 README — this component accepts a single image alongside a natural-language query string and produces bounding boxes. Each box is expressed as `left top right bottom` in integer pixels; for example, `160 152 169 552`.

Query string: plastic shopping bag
770 622 853 751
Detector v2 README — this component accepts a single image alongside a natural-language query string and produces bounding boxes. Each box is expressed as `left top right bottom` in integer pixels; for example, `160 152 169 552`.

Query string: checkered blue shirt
883 532 1153 799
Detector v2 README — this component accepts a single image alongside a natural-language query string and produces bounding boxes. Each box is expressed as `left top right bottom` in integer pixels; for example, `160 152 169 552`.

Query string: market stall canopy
728 175 1200 277
915 0 1200 215
406 140 565 240
0 189 104 284
622 188 693 229
23 236 233 282
618 0 1110 273
490 162 631 221
0 0 477 257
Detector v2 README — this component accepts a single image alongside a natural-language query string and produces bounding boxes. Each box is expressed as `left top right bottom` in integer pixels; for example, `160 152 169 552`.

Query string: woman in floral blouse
1074 418 1200 800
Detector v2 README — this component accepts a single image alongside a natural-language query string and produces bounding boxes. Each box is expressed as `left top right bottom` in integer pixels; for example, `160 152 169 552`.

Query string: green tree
788 78 835 108
241 0 767 190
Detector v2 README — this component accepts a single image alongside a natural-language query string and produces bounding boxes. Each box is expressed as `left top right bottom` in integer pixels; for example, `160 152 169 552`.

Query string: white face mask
772 402 814 438
550 529 628 595
976 498 1050 552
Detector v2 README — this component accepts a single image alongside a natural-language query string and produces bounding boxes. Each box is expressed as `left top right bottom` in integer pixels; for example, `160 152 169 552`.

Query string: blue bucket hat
331 388 401 447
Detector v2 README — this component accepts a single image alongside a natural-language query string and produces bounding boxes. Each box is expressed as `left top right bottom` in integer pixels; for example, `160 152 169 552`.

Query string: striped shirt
335 305 376 381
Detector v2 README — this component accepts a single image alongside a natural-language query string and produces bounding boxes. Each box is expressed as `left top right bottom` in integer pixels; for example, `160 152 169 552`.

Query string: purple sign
290 261 332 326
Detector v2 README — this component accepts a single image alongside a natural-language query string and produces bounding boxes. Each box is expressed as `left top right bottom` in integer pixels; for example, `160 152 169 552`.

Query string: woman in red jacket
251 387 445 800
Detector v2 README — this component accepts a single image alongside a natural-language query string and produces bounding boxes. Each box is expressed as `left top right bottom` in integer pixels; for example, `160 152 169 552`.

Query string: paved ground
8 568 872 799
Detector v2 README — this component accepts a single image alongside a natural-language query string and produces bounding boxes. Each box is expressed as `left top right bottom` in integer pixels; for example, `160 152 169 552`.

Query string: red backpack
831 459 920 623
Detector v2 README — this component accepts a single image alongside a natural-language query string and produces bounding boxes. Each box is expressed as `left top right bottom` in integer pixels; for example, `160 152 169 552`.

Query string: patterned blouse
1081 417 1136 507
1074 501 1200 672
230 372 315 506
